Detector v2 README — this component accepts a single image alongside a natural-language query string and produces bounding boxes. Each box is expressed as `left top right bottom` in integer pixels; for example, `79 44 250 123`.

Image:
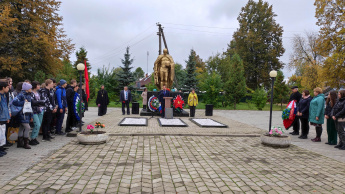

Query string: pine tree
117 47 135 91
74 47 92 77
228 0 285 89
184 49 198 91
273 71 289 110
0 0 74 82
224 54 246 109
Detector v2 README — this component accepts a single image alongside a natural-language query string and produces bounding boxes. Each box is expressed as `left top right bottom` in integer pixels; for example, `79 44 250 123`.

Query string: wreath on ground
173 95 185 113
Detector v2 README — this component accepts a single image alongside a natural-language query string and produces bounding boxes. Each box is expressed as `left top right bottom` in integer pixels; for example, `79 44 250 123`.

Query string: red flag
84 60 90 102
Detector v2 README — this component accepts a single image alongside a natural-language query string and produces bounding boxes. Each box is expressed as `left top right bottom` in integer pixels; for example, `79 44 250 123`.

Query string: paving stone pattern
216 110 345 163
0 108 112 186
2 108 345 193
2 136 345 193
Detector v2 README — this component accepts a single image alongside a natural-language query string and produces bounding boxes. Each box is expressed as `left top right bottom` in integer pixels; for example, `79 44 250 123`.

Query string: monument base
165 108 173 119
140 109 189 117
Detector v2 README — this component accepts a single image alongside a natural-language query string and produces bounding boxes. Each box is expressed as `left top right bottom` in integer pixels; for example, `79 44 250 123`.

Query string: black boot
316 126 322 139
339 144 345 150
23 138 31 149
29 139 38 146
17 137 24 148
334 142 343 148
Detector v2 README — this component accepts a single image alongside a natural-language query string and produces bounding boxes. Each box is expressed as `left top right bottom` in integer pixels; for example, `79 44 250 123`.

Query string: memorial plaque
119 117 148 126
158 118 188 127
190 118 227 128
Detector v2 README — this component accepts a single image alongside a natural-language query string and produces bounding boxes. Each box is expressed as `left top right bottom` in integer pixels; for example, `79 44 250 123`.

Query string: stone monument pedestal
164 97 173 119
165 108 173 119
140 92 189 117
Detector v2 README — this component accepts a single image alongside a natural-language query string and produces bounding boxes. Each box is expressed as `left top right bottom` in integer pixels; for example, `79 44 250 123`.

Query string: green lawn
88 98 285 111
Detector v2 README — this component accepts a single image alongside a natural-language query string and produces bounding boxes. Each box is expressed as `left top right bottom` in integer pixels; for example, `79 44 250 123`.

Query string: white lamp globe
77 63 85 71
269 70 277 78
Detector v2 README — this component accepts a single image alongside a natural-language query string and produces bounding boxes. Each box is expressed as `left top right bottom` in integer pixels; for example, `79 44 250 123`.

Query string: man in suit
158 85 170 118
120 86 132 115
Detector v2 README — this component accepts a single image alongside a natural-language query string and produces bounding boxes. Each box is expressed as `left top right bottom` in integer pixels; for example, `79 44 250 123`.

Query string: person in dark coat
289 86 302 135
96 85 109 116
325 91 338 145
331 90 345 150
65 80 77 132
5 77 14 147
41 79 57 141
158 85 170 118
120 86 131 115
296 90 313 139
82 83 88 111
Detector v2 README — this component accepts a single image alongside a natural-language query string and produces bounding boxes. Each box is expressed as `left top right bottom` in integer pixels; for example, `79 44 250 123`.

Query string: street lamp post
77 63 85 132
269 70 277 132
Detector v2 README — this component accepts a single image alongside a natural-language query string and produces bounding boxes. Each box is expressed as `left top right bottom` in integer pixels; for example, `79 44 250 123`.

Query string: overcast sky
58 0 320 79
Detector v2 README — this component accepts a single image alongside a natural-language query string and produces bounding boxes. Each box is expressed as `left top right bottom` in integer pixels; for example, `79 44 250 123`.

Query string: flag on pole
84 60 90 102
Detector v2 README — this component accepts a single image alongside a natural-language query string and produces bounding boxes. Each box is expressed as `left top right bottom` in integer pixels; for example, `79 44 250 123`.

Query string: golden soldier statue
154 48 175 90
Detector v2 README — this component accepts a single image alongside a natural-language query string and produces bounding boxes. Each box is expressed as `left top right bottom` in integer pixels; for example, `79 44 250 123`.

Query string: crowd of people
290 86 345 150
0 78 88 157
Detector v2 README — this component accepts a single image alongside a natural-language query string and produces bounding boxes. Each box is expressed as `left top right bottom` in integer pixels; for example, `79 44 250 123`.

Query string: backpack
9 96 23 117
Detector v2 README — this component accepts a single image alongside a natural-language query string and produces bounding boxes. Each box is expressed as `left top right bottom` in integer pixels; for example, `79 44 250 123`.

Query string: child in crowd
30 81 45 145
55 80 67 135
12 82 34 149
41 79 57 141
0 79 10 157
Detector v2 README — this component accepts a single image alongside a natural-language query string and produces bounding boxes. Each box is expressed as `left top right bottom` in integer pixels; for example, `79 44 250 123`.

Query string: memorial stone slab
119 117 148 126
158 118 188 127
190 118 228 128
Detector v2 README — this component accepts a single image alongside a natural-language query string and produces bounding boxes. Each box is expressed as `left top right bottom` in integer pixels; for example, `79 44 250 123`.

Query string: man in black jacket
158 85 170 118
289 86 302 135
65 80 77 132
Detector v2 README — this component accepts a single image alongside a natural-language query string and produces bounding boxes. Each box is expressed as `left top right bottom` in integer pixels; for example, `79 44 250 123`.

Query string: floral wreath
173 95 185 113
148 95 160 112
282 108 291 120
73 92 85 121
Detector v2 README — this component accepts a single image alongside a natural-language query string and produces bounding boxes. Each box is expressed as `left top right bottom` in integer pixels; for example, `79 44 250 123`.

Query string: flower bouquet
261 126 291 147
268 126 285 137
95 122 105 128
80 122 106 135
78 121 108 144
87 125 94 133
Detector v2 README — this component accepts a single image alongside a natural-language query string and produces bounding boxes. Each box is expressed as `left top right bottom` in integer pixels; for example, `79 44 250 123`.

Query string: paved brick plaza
1 108 345 193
